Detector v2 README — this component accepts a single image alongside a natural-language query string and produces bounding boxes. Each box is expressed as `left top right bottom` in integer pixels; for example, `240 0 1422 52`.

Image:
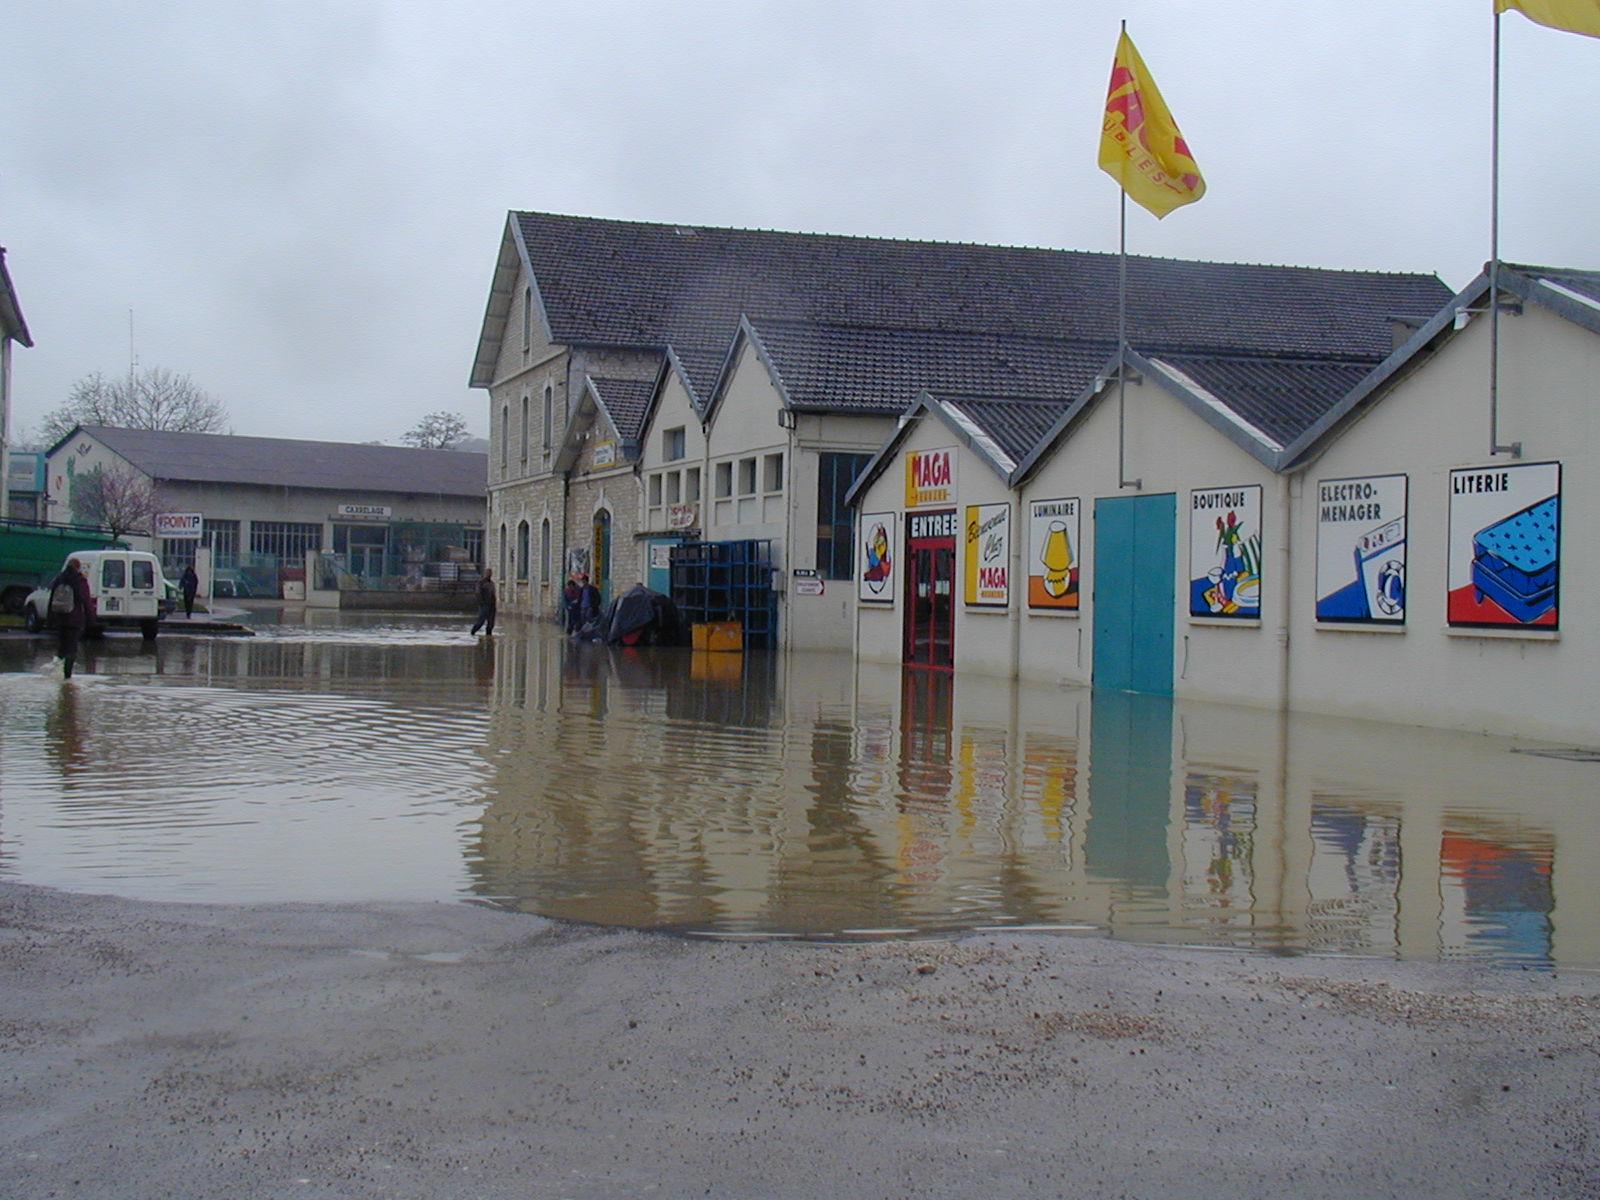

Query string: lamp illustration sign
1027 498 1080 611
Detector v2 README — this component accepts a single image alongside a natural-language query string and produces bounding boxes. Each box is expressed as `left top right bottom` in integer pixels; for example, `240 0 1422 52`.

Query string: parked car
22 550 169 640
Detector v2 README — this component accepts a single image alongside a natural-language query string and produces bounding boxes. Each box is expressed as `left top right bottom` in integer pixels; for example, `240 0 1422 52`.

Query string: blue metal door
1093 494 1176 695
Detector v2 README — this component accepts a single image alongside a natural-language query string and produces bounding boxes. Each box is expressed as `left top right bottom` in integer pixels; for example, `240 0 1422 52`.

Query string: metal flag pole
1117 18 1140 490
1490 8 1520 458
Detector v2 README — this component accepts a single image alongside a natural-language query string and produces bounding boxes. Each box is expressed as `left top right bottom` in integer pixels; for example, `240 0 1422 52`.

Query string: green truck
0 518 127 613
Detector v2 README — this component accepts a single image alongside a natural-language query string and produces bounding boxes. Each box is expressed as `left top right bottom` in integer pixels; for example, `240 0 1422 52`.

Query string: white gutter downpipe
1277 473 1294 711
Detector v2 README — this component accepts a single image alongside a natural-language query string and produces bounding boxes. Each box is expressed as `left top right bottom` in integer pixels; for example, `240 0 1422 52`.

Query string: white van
23 550 170 640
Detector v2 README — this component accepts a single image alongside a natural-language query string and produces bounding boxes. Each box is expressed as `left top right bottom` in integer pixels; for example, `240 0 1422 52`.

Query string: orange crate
691 621 743 652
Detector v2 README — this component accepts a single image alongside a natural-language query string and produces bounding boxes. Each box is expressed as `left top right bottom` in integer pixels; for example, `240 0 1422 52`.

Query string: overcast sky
3 1 1595 446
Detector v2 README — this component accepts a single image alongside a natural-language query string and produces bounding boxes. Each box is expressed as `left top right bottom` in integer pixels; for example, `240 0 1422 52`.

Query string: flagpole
1117 18 1139 490
1489 9 1520 458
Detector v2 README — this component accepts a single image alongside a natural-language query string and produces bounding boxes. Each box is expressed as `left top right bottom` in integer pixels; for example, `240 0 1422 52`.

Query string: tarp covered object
576 585 689 646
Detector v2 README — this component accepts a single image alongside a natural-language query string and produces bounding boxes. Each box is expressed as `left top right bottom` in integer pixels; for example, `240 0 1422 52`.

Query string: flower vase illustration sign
962 503 1010 607
1315 474 1408 625
1027 498 1080 611
1189 485 1262 620
1447 461 1560 630
858 511 895 603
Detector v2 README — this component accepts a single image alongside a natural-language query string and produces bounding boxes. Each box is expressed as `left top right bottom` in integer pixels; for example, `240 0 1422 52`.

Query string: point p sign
155 512 203 539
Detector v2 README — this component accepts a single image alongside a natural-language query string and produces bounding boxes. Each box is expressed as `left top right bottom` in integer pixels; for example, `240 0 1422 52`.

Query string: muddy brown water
1 612 1595 967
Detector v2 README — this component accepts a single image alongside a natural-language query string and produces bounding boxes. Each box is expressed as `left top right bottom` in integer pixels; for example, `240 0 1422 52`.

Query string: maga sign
963 503 1010 608
904 447 955 509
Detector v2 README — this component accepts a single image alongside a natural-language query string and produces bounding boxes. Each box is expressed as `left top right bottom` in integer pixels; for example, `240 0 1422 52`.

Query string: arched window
498 523 508 581
500 404 509 471
591 508 611 600
520 394 529 462
516 520 530 582
542 384 554 452
522 286 531 353
539 518 551 584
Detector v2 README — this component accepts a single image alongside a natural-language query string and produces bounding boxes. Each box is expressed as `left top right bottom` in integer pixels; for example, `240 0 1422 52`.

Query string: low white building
848 263 1599 745
45 425 487 600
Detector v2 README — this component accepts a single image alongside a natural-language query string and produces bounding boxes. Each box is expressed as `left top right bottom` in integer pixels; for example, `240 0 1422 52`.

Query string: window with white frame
714 461 733 499
666 471 681 505
664 426 686 461
763 452 784 494
648 474 663 512
738 457 757 497
686 467 701 503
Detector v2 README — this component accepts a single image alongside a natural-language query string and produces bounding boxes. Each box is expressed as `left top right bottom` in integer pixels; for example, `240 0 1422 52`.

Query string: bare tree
41 367 229 444
70 465 165 540
401 411 469 449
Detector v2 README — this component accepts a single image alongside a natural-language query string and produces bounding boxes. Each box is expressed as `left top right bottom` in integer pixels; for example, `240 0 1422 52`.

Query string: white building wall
1287 304 1598 743
639 371 706 536
1020 382 1285 703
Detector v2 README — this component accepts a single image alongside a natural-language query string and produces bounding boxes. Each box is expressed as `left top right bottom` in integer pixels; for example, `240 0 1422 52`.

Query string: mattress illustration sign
1315 474 1407 625
1448 461 1560 630
1189 485 1262 620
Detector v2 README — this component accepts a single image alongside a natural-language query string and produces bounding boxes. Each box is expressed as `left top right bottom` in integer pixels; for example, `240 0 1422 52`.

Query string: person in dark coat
562 574 582 634
48 557 93 679
471 569 497 636
180 565 199 618
578 573 601 627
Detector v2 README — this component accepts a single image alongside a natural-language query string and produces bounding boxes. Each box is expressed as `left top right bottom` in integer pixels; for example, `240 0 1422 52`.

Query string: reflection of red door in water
904 509 956 669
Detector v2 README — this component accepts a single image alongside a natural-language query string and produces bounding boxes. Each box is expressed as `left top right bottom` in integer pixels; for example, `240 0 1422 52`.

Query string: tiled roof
77 426 488 497
748 320 1106 415
588 377 655 441
939 395 1072 468
1144 354 1375 450
514 211 1451 403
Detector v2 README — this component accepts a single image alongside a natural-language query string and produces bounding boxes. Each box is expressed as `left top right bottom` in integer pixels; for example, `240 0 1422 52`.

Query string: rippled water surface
2 612 1596 967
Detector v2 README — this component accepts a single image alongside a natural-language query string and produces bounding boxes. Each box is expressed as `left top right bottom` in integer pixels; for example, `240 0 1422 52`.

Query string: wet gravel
2 882 1597 1198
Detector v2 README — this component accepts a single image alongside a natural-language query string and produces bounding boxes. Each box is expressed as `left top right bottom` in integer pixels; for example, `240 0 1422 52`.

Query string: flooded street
1 612 1595 967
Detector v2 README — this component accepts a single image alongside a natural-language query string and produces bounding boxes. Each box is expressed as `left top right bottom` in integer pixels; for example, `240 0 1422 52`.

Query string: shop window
516 520 530 582
250 521 323 564
464 528 484 568
738 457 757 497
686 467 701 503
816 452 871 579
714 461 733 499
664 426 686 462
204 519 240 569
162 539 197 575
763 452 784 494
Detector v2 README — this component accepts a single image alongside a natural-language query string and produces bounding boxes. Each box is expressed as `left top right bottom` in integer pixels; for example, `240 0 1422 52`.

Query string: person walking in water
180 564 199 619
48 557 93 679
471 569 497 636
562 573 582 634
578 573 601 627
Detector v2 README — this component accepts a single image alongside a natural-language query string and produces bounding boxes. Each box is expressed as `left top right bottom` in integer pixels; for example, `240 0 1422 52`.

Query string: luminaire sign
154 512 203 539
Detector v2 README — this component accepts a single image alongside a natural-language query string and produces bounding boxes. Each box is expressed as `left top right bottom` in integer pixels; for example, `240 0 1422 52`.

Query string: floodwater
1 612 1596 968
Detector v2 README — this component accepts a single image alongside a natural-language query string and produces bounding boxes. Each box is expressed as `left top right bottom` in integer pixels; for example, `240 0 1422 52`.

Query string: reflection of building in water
1305 800 1402 954
1439 826 1554 968
462 629 1598 962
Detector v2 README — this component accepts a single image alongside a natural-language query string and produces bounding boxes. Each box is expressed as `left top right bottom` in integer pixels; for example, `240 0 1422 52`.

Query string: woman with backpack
48 558 93 679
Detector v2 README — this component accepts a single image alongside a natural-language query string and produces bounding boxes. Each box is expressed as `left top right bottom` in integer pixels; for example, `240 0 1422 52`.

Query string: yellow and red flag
1098 31 1206 219
1496 0 1600 37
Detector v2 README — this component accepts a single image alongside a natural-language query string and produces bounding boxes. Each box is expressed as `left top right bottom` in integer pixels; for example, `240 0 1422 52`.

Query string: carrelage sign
1189 485 1262 620
858 511 895 603
963 503 1010 608
904 447 955 509
1027 498 1080 612
1447 461 1560 630
1315 474 1407 625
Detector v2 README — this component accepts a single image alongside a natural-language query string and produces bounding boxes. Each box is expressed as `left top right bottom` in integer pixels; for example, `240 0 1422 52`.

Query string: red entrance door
904 509 956 669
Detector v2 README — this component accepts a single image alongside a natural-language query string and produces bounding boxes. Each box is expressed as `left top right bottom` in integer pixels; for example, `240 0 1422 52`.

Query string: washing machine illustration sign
1448 461 1560 630
1315 473 1408 626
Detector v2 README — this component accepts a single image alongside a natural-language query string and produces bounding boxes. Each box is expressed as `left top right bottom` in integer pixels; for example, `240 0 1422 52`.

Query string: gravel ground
2 881 1597 1199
